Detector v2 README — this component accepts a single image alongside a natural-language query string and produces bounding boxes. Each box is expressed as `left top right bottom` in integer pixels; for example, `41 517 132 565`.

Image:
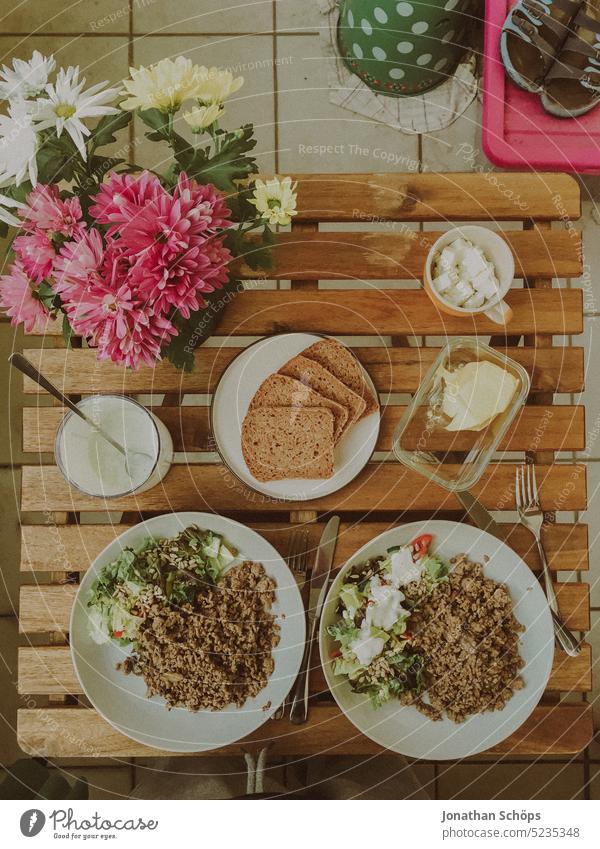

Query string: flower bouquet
0 52 297 369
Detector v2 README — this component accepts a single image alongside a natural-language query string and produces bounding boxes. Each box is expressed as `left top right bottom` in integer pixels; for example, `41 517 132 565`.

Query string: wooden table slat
16 172 590 759
17 703 593 758
24 289 584 337
18 581 589 635
23 404 586 455
284 173 582 222
230 230 582 280
20 463 588 513
17 642 592 697
21 346 585 394
20 522 590 574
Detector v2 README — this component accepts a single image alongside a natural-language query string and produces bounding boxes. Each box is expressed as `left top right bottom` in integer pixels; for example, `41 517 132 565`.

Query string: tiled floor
0 0 599 800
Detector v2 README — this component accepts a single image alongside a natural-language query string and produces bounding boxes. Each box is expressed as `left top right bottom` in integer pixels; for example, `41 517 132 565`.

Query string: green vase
337 0 473 97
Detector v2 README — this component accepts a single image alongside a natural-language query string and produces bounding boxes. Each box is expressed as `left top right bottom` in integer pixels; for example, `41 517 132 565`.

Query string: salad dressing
390 547 425 587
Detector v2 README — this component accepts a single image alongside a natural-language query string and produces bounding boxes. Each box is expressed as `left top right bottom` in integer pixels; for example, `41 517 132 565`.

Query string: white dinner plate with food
70 512 305 752
211 333 380 501
319 520 554 760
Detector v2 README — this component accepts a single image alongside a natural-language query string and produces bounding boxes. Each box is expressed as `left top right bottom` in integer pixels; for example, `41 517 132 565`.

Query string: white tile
421 99 485 173
303 755 435 799
575 317 600 460
2 0 130 33
276 35 419 173
275 0 323 32
0 470 20 615
134 0 273 34
437 761 585 800
131 755 285 798
49 765 134 800
0 35 130 88
589 763 600 797
0 618 20 765
587 612 600 756
578 463 600 608
570 201 600 316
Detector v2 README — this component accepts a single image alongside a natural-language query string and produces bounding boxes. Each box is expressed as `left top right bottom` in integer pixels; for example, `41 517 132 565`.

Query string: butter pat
442 361 518 432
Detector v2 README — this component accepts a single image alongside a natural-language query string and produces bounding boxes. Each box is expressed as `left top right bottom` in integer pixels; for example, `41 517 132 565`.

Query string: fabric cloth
319 0 479 133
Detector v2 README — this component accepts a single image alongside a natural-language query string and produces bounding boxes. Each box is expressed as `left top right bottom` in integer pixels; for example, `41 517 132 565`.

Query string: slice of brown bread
241 407 335 482
302 338 379 417
279 355 366 434
249 373 348 443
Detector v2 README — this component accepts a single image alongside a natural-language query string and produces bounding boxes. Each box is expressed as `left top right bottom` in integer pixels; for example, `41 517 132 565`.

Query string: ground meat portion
409 556 525 723
119 561 280 711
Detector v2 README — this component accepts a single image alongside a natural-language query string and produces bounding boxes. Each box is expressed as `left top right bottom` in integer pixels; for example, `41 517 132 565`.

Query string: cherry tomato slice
330 649 342 659
113 630 124 638
410 533 433 557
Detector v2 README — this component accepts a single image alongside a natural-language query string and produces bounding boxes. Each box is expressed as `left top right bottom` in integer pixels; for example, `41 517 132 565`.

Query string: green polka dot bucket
337 0 473 97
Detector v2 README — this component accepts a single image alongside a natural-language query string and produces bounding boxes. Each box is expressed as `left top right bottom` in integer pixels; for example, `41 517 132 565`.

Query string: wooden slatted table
16 172 593 760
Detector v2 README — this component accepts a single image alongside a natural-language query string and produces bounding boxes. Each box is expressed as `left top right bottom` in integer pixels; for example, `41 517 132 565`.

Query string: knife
455 489 506 541
289 515 340 725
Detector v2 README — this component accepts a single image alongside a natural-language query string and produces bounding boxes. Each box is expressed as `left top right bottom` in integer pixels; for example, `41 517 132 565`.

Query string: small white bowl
424 225 515 325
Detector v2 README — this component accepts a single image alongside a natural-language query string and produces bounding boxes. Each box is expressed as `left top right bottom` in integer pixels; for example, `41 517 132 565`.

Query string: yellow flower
248 176 298 226
182 102 223 132
120 56 204 112
194 67 244 106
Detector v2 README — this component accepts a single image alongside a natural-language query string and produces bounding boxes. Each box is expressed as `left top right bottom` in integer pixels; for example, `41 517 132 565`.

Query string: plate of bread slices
211 333 380 500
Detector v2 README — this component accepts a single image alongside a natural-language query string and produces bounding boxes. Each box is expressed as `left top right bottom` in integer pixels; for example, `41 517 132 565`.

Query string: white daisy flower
33 66 119 161
182 102 223 132
0 100 39 188
0 50 56 101
0 192 26 227
248 176 298 227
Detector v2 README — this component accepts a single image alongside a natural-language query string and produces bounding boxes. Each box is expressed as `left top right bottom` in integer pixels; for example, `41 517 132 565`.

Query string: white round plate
71 512 305 753
211 333 380 501
319 520 554 760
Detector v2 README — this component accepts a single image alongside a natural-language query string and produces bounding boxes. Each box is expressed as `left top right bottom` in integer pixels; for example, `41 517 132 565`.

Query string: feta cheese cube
437 246 459 272
463 290 486 310
460 246 488 278
448 237 470 262
444 286 468 307
433 270 458 293
452 279 475 305
471 268 499 299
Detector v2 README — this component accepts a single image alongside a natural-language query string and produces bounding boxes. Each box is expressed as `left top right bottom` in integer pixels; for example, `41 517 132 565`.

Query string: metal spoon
9 352 142 469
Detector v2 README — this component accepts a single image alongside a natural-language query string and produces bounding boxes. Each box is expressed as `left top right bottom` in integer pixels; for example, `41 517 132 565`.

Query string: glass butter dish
392 338 530 492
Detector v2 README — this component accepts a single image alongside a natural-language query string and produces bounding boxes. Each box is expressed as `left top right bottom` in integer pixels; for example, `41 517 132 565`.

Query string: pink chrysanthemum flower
20 184 84 238
53 229 105 301
13 229 56 282
131 235 232 318
88 171 165 232
172 172 231 231
97 306 177 370
0 261 51 332
65 276 177 369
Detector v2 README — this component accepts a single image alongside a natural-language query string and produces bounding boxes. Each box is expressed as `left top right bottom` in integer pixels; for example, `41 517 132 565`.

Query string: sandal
500 0 583 93
541 0 600 115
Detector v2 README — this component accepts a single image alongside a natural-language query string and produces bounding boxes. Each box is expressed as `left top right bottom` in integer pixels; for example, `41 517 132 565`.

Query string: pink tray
482 0 600 173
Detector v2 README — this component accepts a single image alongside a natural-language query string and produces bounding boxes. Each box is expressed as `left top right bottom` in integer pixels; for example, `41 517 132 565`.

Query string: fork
272 529 310 720
515 464 580 657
